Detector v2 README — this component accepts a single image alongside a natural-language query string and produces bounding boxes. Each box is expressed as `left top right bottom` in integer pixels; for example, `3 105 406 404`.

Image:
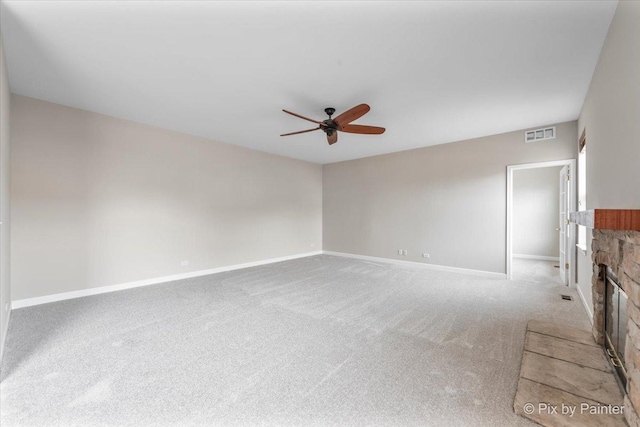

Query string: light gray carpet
1 255 590 426
512 258 564 285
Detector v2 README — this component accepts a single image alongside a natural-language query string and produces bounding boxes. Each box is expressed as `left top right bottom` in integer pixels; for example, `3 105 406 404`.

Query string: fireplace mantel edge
569 209 640 231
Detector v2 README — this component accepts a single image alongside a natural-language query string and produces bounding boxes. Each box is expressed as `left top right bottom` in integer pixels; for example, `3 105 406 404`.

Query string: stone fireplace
570 209 640 426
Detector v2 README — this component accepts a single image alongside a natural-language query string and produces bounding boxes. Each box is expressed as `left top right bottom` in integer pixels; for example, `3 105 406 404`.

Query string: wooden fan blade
340 124 386 135
282 109 322 125
327 132 338 145
333 104 370 128
280 127 320 137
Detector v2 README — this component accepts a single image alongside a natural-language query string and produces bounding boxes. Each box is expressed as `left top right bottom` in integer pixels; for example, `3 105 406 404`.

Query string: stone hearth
514 320 625 426
570 209 640 426
591 229 640 426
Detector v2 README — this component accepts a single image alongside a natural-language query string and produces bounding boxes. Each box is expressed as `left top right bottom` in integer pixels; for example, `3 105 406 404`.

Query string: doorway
506 159 576 285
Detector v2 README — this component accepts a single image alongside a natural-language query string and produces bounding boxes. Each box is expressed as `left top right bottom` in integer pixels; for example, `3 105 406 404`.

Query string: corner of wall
0 32 12 364
574 0 640 322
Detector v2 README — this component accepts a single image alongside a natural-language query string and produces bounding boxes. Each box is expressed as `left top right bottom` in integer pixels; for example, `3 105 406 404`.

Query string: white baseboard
513 254 560 262
12 250 507 309
0 303 11 365
576 283 593 324
12 251 323 309
322 251 506 279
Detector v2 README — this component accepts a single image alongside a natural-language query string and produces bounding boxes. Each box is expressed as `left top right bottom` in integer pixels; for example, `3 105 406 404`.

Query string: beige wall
10 95 322 301
576 1 640 318
323 121 577 274
0 35 11 360
513 166 561 258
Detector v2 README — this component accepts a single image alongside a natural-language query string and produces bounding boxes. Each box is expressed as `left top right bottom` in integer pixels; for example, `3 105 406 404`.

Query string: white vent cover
525 126 556 142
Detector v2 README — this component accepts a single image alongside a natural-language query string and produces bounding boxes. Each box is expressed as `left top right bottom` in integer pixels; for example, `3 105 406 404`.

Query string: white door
558 165 570 286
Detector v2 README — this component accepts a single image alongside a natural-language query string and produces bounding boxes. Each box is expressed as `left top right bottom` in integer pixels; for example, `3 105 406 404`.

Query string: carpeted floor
1 255 590 426
511 258 564 285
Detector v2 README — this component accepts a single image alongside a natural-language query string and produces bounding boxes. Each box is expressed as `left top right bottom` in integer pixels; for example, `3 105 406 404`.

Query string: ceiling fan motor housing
321 119 338 134
321 107 338 134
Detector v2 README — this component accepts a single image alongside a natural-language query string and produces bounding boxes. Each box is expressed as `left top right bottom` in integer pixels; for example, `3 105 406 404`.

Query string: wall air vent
525 126 556 143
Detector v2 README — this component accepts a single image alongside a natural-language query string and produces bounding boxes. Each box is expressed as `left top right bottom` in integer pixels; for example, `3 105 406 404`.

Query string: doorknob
555 228 561 231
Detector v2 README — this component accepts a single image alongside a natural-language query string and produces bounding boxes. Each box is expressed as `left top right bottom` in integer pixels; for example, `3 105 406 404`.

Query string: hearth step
514 320 626 426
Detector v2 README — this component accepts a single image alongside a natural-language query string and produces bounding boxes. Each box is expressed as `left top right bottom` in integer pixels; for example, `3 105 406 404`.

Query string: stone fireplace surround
570 209 640 426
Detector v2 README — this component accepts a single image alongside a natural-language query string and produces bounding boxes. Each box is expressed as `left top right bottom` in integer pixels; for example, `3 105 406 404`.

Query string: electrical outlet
402 250 408 256
422 253 430 258
398 249 403 255
181 261 189 266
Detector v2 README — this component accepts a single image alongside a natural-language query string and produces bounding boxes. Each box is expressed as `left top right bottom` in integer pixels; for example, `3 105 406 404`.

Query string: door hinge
566 263 570 270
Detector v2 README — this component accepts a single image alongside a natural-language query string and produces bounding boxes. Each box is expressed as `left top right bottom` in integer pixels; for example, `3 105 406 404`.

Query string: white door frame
506 159 576 285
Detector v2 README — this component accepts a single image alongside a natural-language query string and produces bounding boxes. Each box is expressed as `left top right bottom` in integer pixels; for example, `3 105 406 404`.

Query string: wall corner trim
322 251 507 279
11 251 323 309
576 283 594 324
0 303 11 365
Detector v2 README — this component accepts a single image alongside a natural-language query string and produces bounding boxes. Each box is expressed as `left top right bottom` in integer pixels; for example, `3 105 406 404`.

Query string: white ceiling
0 1 616 164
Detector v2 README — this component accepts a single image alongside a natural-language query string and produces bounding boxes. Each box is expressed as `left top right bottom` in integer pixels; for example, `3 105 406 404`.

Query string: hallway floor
512 258 564 286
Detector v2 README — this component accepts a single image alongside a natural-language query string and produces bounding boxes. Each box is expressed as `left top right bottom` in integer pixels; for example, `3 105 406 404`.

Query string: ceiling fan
280 104 385 145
